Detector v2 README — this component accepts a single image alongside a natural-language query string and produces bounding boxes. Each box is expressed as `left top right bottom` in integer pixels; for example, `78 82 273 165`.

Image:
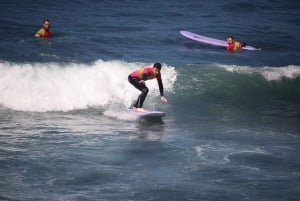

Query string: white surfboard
128 109 165 117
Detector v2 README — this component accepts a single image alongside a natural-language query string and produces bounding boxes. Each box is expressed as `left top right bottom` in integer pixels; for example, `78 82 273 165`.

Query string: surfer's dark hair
153 63 162 70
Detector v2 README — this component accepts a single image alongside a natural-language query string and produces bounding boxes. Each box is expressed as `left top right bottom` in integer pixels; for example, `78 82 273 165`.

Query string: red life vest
43 29 53 38
227 41 242 52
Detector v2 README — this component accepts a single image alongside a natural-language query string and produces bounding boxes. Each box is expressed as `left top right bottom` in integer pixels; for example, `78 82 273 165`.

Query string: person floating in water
35 19 53 38
128 63 168 112
227 36 246 52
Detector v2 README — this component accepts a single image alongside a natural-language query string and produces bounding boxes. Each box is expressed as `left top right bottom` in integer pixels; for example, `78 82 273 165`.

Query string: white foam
195 146 205 157
219 64 300 81
0 60 177 112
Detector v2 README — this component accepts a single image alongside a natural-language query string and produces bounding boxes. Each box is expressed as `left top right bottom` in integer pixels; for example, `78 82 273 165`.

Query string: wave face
171 64 300 124
1 60 299 121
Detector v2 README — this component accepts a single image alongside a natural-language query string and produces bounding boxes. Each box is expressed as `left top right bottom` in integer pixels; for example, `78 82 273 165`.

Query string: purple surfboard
180 30 259 51
128 109 165 117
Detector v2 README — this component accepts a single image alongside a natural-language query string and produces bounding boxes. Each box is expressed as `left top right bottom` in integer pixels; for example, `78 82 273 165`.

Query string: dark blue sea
1 0 300 200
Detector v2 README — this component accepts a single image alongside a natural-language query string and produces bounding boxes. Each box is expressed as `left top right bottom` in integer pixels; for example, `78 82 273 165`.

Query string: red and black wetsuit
128 67 164 108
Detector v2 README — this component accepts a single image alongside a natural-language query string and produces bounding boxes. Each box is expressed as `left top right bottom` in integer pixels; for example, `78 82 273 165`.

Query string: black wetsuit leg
128 75 149 108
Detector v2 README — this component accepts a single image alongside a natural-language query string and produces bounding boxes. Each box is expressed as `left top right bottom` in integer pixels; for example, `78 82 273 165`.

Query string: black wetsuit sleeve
141 73 147 81
157 79 164 96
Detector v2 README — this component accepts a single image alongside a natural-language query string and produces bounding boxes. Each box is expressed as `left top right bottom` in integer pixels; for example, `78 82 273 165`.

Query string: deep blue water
1 0 300 201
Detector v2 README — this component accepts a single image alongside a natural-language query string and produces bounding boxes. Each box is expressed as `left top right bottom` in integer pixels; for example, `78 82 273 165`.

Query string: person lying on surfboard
128 63 168 112
227 36 246 52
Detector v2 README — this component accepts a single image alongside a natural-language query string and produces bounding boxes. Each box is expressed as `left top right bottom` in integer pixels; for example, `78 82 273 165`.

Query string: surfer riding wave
128 63 167 112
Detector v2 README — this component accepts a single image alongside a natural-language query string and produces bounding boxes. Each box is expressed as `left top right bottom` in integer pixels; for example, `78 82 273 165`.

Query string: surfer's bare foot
135 108 146 112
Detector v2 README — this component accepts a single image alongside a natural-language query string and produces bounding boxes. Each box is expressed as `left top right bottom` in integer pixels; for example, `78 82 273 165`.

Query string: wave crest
0 60 177 112
219 64 300 81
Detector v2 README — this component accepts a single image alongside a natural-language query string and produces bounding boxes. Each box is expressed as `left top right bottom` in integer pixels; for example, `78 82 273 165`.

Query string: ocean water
1 0 300 200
